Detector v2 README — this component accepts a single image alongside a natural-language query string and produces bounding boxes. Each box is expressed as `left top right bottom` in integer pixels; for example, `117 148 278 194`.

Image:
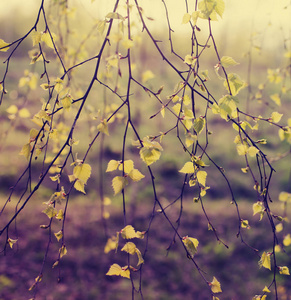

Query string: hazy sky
0 0 290 47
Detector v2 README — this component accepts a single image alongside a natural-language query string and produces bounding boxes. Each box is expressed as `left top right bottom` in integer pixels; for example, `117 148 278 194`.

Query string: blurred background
0 0 290 299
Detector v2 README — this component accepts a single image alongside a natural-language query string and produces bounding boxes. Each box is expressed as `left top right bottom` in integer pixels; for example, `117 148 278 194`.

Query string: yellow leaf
270 112 283 123
112 176 128 195
241 219 250 229
31 31 42 46
184 54 196 67
61 95 72 111
0 39 9 52
41 31 56 49
128 169 145 182
182 236 199 258
140 147 161 166
8 238 18 249
42 205 57 218
122 38 134 49
106 264 130 279
220 56 239 68
210 277 222 293
121 242 137 255
121 225 138 239
20 143 31 160
59 245 67 258
279 266 290 275
253 202 263 216
19 108 31 118
197 170 207 186
193 117 205 134
258 252 271 270
104 236 118 253
236 144 248 156
248 146 259 157
6 104 18 114
118 160 134 173
191 11 200 25
106 160 120 172
279 191 291 203
283 234 291 246
142 70 155 83
97 119 109 135
182 13 191 24
54 230 63 242
270 93 281 106
262 286 271 293
136 248 144 266
179 162 195 174
74 180 86 194
73 163 91 184
56 209 64 220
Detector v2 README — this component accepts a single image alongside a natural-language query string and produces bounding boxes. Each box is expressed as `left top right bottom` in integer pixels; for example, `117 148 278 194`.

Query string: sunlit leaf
279 266 290 275
31 31 42 46
121 242 137 255
258 252 271 270
121 225 138 239
73 163 91 184
179 162 195 174
142 70 155 83
106 264 130 278
270 112 283 123
128 169 145 182
182 236 199 258
193 117 205 134
54 230 63 242
59 245 67 258
197 170 207 186
97 119 109 135
270 93 281 106
74 180 86 194
112 176 128 195
8 238 18 249
182 13 191 24
0 39 9 52
220 56 239 68
283 234 291 246
210 276 222 293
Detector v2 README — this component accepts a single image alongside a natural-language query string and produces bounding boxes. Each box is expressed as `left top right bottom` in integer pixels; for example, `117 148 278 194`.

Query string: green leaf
258 252 271 270
193 117 205 134
220 56 239 68
112 176 128 195
247 146 259 157
197 170 207 186
179 162 195 174
253 202 263 216
182 236 199 258
224 73 246 96
106 264 130 279
210 276 222 293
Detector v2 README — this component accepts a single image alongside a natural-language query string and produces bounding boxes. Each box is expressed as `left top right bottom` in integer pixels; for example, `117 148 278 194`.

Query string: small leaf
118 160 134 173
105 12 125 20
74 180 86 194
193 117 205 134
42 205 57 219
182 236 199 258
136 248 144 266
106 160 120 172
283 234 291 246
112 176 128 195
0 39 9 52
54 230 63 242
97 119 109 135
6 104 18 114
270 112 283 123
106 264 130 278
128 169 145 182
142 70 155 83
241 219 250 229
31 31 42 46
179 162 195 174
41 31 56 49
19 143 31 160
121 225 139 239
197 170 207 186
220 56 239 68
262 286 271 293
253 202 263 216
248 146 259 157
270 93 281 106
8 238 18 249
73 163 91 184
258 252 271 270
279 266 290 275
59 245 67 258
121 242 137 255
182 13 191 24
210 277 222 293
104 236 118 253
